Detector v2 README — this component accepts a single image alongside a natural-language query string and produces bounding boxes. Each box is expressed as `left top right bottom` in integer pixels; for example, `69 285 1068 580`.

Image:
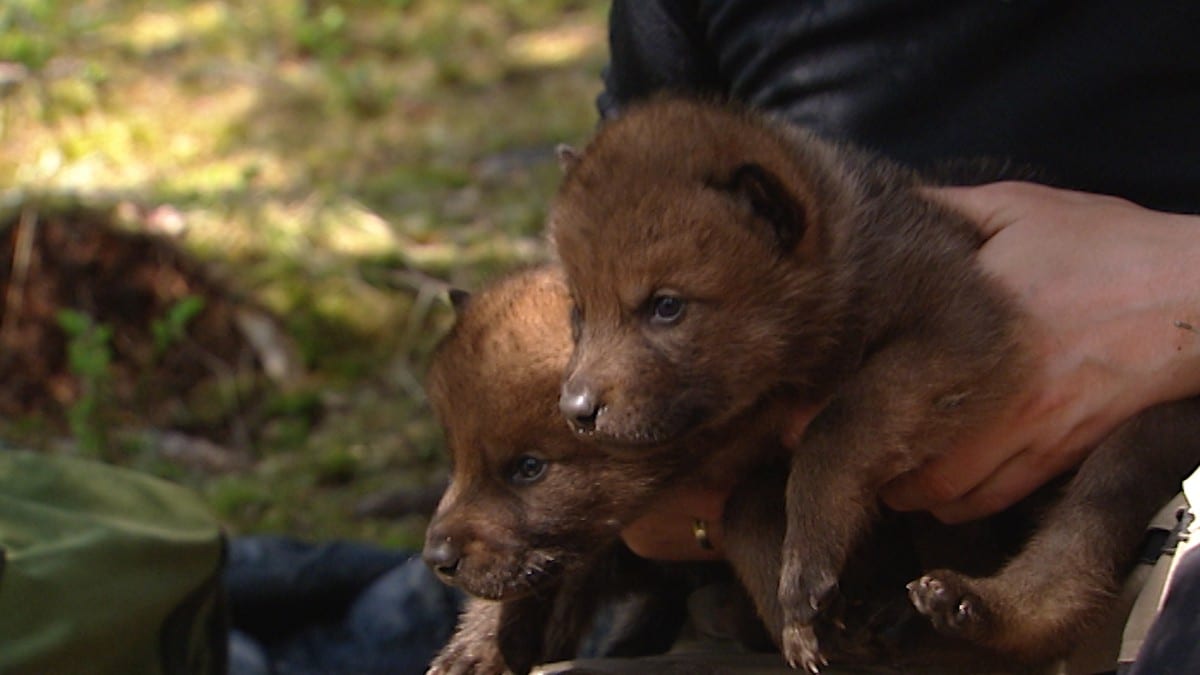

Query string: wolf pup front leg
429 597 545 675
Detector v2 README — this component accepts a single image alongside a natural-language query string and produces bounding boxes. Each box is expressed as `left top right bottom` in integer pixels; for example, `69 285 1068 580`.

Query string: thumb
923 182 1033 239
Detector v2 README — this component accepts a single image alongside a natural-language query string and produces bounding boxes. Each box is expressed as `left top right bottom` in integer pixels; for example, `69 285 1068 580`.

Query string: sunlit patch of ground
0 0 606 546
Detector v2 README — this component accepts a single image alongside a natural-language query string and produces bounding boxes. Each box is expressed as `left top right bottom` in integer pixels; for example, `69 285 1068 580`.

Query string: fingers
881 446 1041 525
926 451 1046 524
928 181 1141 241
925 181 1080 239
621 514 725 561
884 428 1097 524
880 463 966 514
880 424 1022 513
928 433 1099 523
923 183 1023 238
620 485 730 561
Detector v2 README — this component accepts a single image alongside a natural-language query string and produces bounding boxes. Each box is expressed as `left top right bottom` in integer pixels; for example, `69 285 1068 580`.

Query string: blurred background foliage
0 0 607 548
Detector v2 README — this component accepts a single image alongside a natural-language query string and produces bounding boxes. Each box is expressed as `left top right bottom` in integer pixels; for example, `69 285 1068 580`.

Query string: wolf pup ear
555 144 581 174
448 288 471 313
724 162 811 254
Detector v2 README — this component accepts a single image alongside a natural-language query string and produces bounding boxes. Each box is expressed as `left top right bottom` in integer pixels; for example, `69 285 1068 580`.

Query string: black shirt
600 1 1200 213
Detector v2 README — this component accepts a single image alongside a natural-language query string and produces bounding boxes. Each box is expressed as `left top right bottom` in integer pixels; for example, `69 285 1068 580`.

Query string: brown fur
549 98 1200 669
423 267 708 604
423 265 1043 674
423 266 715 675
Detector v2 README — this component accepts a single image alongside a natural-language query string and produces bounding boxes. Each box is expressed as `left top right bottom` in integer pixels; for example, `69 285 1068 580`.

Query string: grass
0 0 608 549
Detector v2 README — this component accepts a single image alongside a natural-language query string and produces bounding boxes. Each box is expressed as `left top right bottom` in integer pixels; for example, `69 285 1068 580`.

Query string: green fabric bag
0 450 227 675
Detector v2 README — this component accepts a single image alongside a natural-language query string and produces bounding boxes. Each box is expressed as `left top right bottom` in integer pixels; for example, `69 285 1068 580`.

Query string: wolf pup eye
510 455 548 485
650 294 685 325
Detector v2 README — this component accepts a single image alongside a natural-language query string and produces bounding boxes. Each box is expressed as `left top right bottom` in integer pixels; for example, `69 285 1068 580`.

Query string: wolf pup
422 264 1047 675
550 98 1200 671
422 265 735 675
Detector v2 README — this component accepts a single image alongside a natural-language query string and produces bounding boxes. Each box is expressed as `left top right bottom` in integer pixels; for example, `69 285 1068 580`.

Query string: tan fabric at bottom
1116 467 1200 666
1060 492 1188 673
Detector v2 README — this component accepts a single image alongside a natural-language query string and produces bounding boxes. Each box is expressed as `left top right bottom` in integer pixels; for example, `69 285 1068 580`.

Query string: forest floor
0 0 606 548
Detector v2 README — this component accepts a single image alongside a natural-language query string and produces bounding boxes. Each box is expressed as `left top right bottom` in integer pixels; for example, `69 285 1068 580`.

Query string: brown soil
0 203 271 439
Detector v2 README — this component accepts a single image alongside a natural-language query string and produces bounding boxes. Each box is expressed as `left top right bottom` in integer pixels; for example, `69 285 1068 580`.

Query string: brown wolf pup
550 98 1200 671
422 264 1045 675
421 265 735 675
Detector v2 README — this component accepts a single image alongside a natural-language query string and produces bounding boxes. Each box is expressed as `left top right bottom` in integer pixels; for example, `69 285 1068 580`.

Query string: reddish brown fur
424 266 724 675
549 98 1200 669
422 265 1045 675
430 267 892 674
424 266 707 605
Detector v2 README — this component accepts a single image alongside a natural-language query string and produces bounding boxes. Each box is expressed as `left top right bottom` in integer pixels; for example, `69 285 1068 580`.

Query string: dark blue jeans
225 536 462 675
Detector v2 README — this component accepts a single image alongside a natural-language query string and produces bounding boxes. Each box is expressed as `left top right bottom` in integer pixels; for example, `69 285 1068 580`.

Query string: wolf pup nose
422 535 462 580
559 379 600 432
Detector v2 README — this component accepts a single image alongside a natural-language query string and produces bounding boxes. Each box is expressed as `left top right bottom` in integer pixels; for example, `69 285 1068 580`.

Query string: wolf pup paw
782 622 827 673
427 638 509 675
779 568 838 671
907 571 988 639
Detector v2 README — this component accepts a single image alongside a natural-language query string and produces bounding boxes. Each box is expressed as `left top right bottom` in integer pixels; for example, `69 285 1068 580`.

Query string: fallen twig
1 206 39 350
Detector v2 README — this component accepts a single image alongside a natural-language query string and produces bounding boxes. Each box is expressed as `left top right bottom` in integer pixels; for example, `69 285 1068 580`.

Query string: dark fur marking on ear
556 144 581 174
723 163 809 253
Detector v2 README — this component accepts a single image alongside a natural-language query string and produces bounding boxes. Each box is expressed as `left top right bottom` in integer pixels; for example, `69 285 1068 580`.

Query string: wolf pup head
551 99 857 446
422 266 685 600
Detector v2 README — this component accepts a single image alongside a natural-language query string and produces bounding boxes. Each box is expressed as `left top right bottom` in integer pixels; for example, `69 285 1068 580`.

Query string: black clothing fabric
602 1 1200 213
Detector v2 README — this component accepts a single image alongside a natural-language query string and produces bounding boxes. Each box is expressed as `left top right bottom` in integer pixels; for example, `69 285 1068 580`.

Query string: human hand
620 403 824 560
620 484 730 560
882 182 1200 523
